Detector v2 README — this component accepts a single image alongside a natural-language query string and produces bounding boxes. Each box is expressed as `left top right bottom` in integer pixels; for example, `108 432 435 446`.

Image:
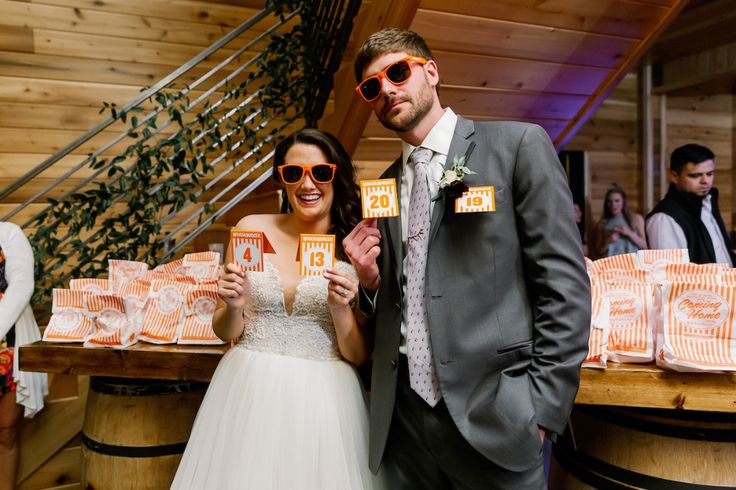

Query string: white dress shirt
646 194 733 266
398 108 458 353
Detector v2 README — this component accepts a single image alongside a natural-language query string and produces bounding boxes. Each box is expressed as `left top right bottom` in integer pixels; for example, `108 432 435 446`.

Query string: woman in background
594 186 647 258
172 128 384 489
0 222 48 490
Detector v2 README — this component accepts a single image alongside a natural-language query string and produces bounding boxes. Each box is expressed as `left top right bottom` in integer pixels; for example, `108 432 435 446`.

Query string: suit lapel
383 158 404 288
428 116 475 245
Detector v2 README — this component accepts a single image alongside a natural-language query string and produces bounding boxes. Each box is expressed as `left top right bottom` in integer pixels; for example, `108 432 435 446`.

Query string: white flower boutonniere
433 154 476 202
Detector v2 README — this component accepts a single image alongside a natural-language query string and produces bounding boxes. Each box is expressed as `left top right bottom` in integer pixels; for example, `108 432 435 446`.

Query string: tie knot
408 147 433 168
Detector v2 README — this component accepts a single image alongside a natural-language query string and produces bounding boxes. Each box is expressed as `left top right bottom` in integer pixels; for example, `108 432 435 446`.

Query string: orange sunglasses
355 56 428 102
277 163 337 185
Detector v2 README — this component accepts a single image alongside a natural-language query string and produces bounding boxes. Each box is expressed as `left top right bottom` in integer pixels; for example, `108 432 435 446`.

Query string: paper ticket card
230 230 274 272
299 234 335 276
455 186 495 213
360 179 399 218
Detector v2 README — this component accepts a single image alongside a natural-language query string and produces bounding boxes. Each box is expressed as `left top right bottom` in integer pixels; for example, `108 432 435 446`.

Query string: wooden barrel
548 406 736 489
82 377 207 490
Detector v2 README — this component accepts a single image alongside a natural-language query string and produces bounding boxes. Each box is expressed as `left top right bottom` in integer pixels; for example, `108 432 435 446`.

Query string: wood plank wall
0 0 277 240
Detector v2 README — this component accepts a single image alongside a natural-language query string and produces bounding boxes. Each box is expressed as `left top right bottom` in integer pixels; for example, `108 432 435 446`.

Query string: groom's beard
377 81 435 134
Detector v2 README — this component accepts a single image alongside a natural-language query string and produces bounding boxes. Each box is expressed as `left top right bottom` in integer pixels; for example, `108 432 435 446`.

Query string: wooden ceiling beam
653 39 736 94
319 0 421 156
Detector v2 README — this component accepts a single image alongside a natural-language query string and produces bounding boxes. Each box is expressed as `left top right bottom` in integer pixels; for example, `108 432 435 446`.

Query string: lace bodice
238 256 356 360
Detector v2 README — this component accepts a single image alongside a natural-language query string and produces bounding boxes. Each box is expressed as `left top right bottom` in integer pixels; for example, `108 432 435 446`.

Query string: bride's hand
324 268 358 310
218 262 251 310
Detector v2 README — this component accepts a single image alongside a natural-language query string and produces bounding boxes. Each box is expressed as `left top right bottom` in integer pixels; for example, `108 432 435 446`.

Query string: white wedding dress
171 257 384 490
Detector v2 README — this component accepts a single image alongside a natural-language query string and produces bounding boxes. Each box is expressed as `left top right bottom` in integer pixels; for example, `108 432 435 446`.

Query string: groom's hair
354 28 437 89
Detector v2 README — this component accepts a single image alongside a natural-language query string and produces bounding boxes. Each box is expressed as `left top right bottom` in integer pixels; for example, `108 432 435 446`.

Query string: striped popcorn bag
589 253 638 276
599 281 655 363
583 294 610 369
139 279 191 344
69 277 111 295
655 263 727 285
153 258 186 277
183 251 221 283
636 248 689 271
119 279 151 332
590 269 648 285
178 284 223 345
108 259 149 294
43 289 95 342
658 281 736 372
84 294 137 349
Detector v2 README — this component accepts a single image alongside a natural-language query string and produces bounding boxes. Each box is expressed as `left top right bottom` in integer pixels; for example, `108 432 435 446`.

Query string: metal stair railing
0 0 361 307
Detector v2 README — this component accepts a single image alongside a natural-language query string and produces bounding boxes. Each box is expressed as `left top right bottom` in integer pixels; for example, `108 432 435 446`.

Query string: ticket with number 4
230 230 274 271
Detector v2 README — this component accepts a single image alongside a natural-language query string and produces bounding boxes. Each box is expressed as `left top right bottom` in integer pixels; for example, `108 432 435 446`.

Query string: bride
171 128 384 489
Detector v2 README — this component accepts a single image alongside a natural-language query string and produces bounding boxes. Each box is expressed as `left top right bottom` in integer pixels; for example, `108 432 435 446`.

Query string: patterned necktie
406 146 441 406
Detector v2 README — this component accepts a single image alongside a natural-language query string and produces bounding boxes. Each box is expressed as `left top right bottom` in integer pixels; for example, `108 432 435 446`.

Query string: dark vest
646 185 734 264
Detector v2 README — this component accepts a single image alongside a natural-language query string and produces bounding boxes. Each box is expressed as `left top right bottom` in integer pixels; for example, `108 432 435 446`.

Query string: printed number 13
310 251 325 267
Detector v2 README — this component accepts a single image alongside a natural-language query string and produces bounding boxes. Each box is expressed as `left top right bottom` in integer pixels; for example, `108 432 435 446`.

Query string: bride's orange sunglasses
277 163 337 185
355 56 428 102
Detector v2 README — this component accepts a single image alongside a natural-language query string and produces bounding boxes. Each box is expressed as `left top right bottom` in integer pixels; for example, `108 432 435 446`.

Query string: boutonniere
433 144 476 202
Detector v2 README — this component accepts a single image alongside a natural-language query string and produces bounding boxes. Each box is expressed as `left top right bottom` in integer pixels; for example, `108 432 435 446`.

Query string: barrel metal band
82 434 187 458
553 439 735 490
578 406 736 442
90 376 207 396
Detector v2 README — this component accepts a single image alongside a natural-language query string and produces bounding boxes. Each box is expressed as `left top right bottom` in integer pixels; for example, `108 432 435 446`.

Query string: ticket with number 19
360 179 399 218
299 234 335 276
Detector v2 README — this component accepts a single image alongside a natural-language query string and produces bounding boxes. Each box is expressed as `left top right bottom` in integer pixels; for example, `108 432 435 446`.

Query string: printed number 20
370 194 390 209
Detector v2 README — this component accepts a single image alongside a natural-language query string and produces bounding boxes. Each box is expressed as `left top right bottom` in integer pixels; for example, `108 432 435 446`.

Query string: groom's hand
343 218 381 293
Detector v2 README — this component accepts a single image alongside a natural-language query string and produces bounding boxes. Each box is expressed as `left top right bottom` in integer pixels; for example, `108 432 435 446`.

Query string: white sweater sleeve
645 213 688 250
0 222 35 339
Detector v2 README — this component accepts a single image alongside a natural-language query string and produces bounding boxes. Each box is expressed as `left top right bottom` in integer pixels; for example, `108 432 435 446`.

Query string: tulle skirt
171 347 384 490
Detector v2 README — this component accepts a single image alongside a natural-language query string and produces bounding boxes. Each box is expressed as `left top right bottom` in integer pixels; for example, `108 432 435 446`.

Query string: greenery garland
28 0 336 310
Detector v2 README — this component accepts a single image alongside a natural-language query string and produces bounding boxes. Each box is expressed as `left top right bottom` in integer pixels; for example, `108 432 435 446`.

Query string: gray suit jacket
366 116 591 473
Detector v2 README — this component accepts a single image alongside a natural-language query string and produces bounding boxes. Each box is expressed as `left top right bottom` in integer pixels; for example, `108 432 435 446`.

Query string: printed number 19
466 196 483 207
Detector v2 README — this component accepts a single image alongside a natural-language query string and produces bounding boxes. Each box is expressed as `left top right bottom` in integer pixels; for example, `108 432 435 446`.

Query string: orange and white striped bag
139 279 191 344
653 263 726 285
43 289 95 342
178 284 222 345
109 259 148 294
718 269 736 286
182 251 221 283
153 258 186 277
590 269 648 285
597 281 655 363
589 253 638 276
636 249 689 271
583 296 610 369
658 282 736 372
118 279 151 331
83 294 137 349
69 278 110 295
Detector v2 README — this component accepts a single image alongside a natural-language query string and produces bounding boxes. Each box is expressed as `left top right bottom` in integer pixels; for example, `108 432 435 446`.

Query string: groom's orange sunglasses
277 163 337 185
355 56 428 102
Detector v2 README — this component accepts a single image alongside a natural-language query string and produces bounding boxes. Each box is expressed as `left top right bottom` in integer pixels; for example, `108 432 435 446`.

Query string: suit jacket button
394 302 401 310
391 359 397 369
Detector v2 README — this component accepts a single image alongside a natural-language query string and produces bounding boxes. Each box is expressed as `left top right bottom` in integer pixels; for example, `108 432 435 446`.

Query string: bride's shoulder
234 214 278 230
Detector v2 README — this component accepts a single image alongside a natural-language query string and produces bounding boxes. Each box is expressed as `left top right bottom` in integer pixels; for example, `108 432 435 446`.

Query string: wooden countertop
19 342 736 411
19 341 228 382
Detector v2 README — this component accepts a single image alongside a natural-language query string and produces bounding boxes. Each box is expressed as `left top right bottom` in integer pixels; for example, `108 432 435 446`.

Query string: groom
344 28 591 488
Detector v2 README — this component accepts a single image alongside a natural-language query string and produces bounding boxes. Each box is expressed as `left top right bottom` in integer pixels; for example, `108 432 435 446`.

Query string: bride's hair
273 128 361 261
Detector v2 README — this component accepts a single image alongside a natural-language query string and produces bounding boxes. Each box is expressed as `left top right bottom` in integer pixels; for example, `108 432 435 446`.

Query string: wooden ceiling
322 0 690 180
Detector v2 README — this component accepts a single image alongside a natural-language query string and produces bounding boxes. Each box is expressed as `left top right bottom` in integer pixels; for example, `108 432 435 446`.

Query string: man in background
646 143 734 265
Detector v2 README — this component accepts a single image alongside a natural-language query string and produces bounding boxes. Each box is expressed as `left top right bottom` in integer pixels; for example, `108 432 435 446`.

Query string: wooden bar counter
20 342 736 489
19 341 230 490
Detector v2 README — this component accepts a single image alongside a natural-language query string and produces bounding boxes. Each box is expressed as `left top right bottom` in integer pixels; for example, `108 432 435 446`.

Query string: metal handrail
8 8 301 225
0 4 279 205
